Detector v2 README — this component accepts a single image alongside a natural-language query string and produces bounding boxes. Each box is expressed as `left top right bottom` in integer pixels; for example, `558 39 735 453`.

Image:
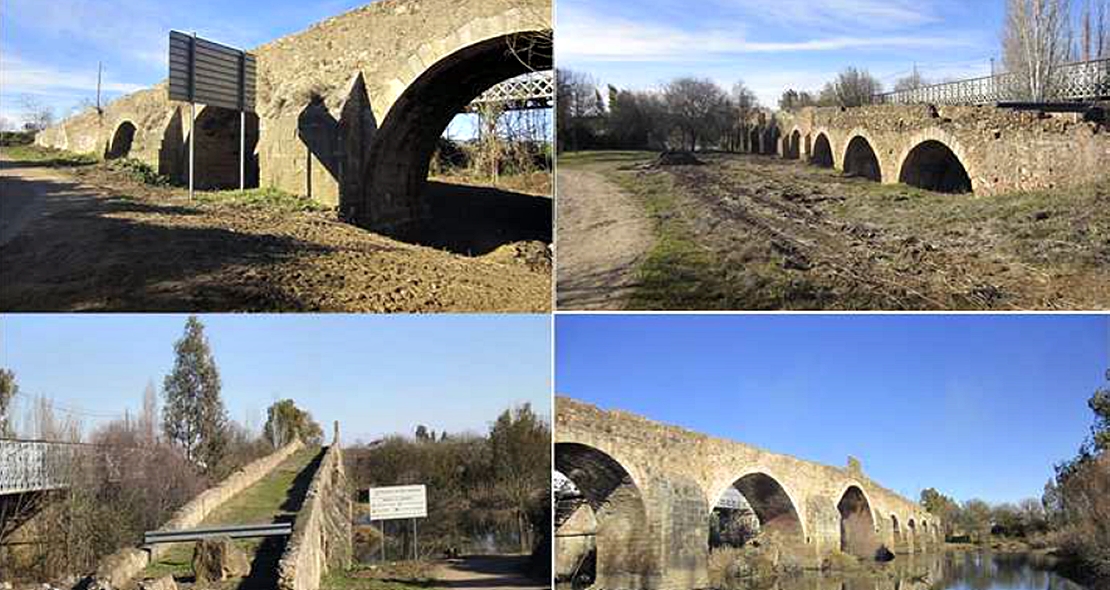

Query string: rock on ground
192 537 251 583
137 576 177 590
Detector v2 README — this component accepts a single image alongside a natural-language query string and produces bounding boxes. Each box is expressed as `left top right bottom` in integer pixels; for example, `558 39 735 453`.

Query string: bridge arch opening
811 133 833 167
106 121 136 160
898 139 971 193
843 136 881 181
891 514 901 542
555 442 653 590
711 472 804 551
191 106 260 190
838 486 878 559
761 127 779 155
360 31 553 250
749 129 760 154
788 130 802 159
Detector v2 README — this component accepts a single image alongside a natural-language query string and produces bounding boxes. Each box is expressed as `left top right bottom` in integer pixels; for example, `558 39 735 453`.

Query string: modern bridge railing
467 70 553 112
874 58 1110 105
0 439 76 495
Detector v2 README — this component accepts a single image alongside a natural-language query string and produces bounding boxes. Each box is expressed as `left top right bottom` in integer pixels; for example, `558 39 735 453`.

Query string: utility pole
96 62 103 114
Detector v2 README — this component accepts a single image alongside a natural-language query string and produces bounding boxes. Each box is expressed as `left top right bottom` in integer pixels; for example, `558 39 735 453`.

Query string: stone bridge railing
277 426 352 590
87 438 305 589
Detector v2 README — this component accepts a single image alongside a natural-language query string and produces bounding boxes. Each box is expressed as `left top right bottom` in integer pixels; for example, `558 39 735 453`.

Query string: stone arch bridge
35 0 551 235
735 104 1109 196
555 397 941 590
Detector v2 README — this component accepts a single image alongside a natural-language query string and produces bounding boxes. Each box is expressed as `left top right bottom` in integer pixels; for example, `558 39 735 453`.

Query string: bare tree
818 68 883 107
662 77 730 151
1002 0 1073 100
894 68 931 92
18 95 54 132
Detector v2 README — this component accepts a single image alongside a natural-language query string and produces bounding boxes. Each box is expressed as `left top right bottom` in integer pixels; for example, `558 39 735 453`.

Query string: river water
771 551 1087 590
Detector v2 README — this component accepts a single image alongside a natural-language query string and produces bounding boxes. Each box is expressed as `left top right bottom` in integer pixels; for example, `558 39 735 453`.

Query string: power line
11 391 132 420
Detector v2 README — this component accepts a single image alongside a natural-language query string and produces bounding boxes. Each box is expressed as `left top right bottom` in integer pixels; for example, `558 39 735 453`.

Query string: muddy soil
0 159 551 312
577 152 1110 310
555 164 654 310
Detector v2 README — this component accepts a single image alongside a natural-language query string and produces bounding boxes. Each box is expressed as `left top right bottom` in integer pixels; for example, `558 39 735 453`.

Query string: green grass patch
557 150 657 168
1 144 99 167
0 131 35 146
323 562 438 590
602 167 733 310
108 157 170 186
196 186 330 212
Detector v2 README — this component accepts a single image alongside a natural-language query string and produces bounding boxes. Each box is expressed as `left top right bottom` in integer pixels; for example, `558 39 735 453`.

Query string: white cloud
710 0 938 30
1 54 146 97
558 11 976 62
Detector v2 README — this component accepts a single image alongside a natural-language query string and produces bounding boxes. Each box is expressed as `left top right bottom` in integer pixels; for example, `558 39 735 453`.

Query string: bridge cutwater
555 397 941 590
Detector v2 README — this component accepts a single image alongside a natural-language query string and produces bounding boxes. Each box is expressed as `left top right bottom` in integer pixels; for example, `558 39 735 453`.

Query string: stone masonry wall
770 104 1110 195
555 396 939 590
87 439 304 589
276 432 352 590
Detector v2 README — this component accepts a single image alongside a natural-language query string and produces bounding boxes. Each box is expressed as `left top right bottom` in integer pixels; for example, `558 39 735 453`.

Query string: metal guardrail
466 71 553 112
874 58 1110 105
144 522 293 544
0 440 73 495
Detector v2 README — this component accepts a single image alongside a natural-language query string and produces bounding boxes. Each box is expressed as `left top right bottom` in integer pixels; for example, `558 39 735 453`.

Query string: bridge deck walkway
142 446 324 589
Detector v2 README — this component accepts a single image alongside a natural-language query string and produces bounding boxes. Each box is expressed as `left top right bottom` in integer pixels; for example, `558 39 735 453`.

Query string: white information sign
368 484 427 521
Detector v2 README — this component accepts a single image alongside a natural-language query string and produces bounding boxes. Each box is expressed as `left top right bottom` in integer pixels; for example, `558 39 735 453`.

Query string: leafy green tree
920 487 960 536
959 499 994 543
162 316 227 471
0 368 17 437
263 399 323 447
1089 372 1110 451
489 403 550 553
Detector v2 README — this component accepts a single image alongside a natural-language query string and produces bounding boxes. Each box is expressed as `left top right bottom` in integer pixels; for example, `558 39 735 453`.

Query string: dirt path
434 555 548 590
556 165 654 310
143 447 323 589
0 159 550 312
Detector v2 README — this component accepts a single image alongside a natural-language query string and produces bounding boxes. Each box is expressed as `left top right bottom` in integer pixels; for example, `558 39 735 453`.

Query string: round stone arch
554 438 660 590
895 127 976 193
836 482 880 558
810 127 836 168
705 465 809 544
786 126 803 160
358 16 551 233
105 118 138 159
841 127 884 182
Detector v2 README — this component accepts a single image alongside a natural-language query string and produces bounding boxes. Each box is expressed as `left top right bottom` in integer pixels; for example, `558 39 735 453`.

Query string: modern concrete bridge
737 103 1109 196
554 397 940 590
35 0 551 235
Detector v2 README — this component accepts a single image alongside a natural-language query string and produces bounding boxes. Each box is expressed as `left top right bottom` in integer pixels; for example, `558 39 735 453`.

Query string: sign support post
168 30 256 198
188 32 196 201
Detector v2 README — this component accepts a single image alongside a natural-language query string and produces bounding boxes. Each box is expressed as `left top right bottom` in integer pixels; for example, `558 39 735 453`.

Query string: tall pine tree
162 316 227 472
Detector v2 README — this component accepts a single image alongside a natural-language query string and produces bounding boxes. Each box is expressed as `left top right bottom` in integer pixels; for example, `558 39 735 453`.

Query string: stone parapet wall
276 438 352 590
86 439 304 589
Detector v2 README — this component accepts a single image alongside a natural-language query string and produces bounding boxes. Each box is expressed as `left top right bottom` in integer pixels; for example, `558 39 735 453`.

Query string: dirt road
563 151 1110 310
434 555 548 590
0 158 551 312
555 163 654 310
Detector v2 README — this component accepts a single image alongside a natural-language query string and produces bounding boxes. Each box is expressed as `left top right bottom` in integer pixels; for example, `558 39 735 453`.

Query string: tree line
920 372 1110 583
346 404 550 574
0 316 323 581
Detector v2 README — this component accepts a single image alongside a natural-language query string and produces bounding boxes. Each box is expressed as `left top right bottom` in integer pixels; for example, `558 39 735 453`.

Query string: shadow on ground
405 181 552 256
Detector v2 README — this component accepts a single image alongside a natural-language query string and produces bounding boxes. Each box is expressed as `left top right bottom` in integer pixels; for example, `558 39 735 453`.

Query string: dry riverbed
558 150 1110 310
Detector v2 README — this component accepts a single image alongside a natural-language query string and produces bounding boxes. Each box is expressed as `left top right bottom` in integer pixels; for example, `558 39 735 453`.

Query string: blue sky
556 314 1109 506
0 0 551 140
557 0 1007 106
1 314 551 445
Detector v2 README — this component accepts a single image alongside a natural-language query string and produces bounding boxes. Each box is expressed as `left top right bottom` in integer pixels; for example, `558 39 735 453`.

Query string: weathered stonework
555 397 939 590
276 427 352 590
82 439 304 590
738 104 1110 196
36 0 551 232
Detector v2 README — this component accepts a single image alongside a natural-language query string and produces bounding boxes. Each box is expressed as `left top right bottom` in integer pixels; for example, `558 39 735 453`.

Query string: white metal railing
467 71 553 111
875 58 1110 105
0 440 73 495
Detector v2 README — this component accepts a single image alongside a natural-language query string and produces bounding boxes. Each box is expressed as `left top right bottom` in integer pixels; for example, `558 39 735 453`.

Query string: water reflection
769 552 1086 590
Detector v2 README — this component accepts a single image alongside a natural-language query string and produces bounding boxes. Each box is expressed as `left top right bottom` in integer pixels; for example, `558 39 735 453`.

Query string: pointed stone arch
896 128 974 193
838 484 878 558
842 132 882 182
810 130 834 168
105 120 137 160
